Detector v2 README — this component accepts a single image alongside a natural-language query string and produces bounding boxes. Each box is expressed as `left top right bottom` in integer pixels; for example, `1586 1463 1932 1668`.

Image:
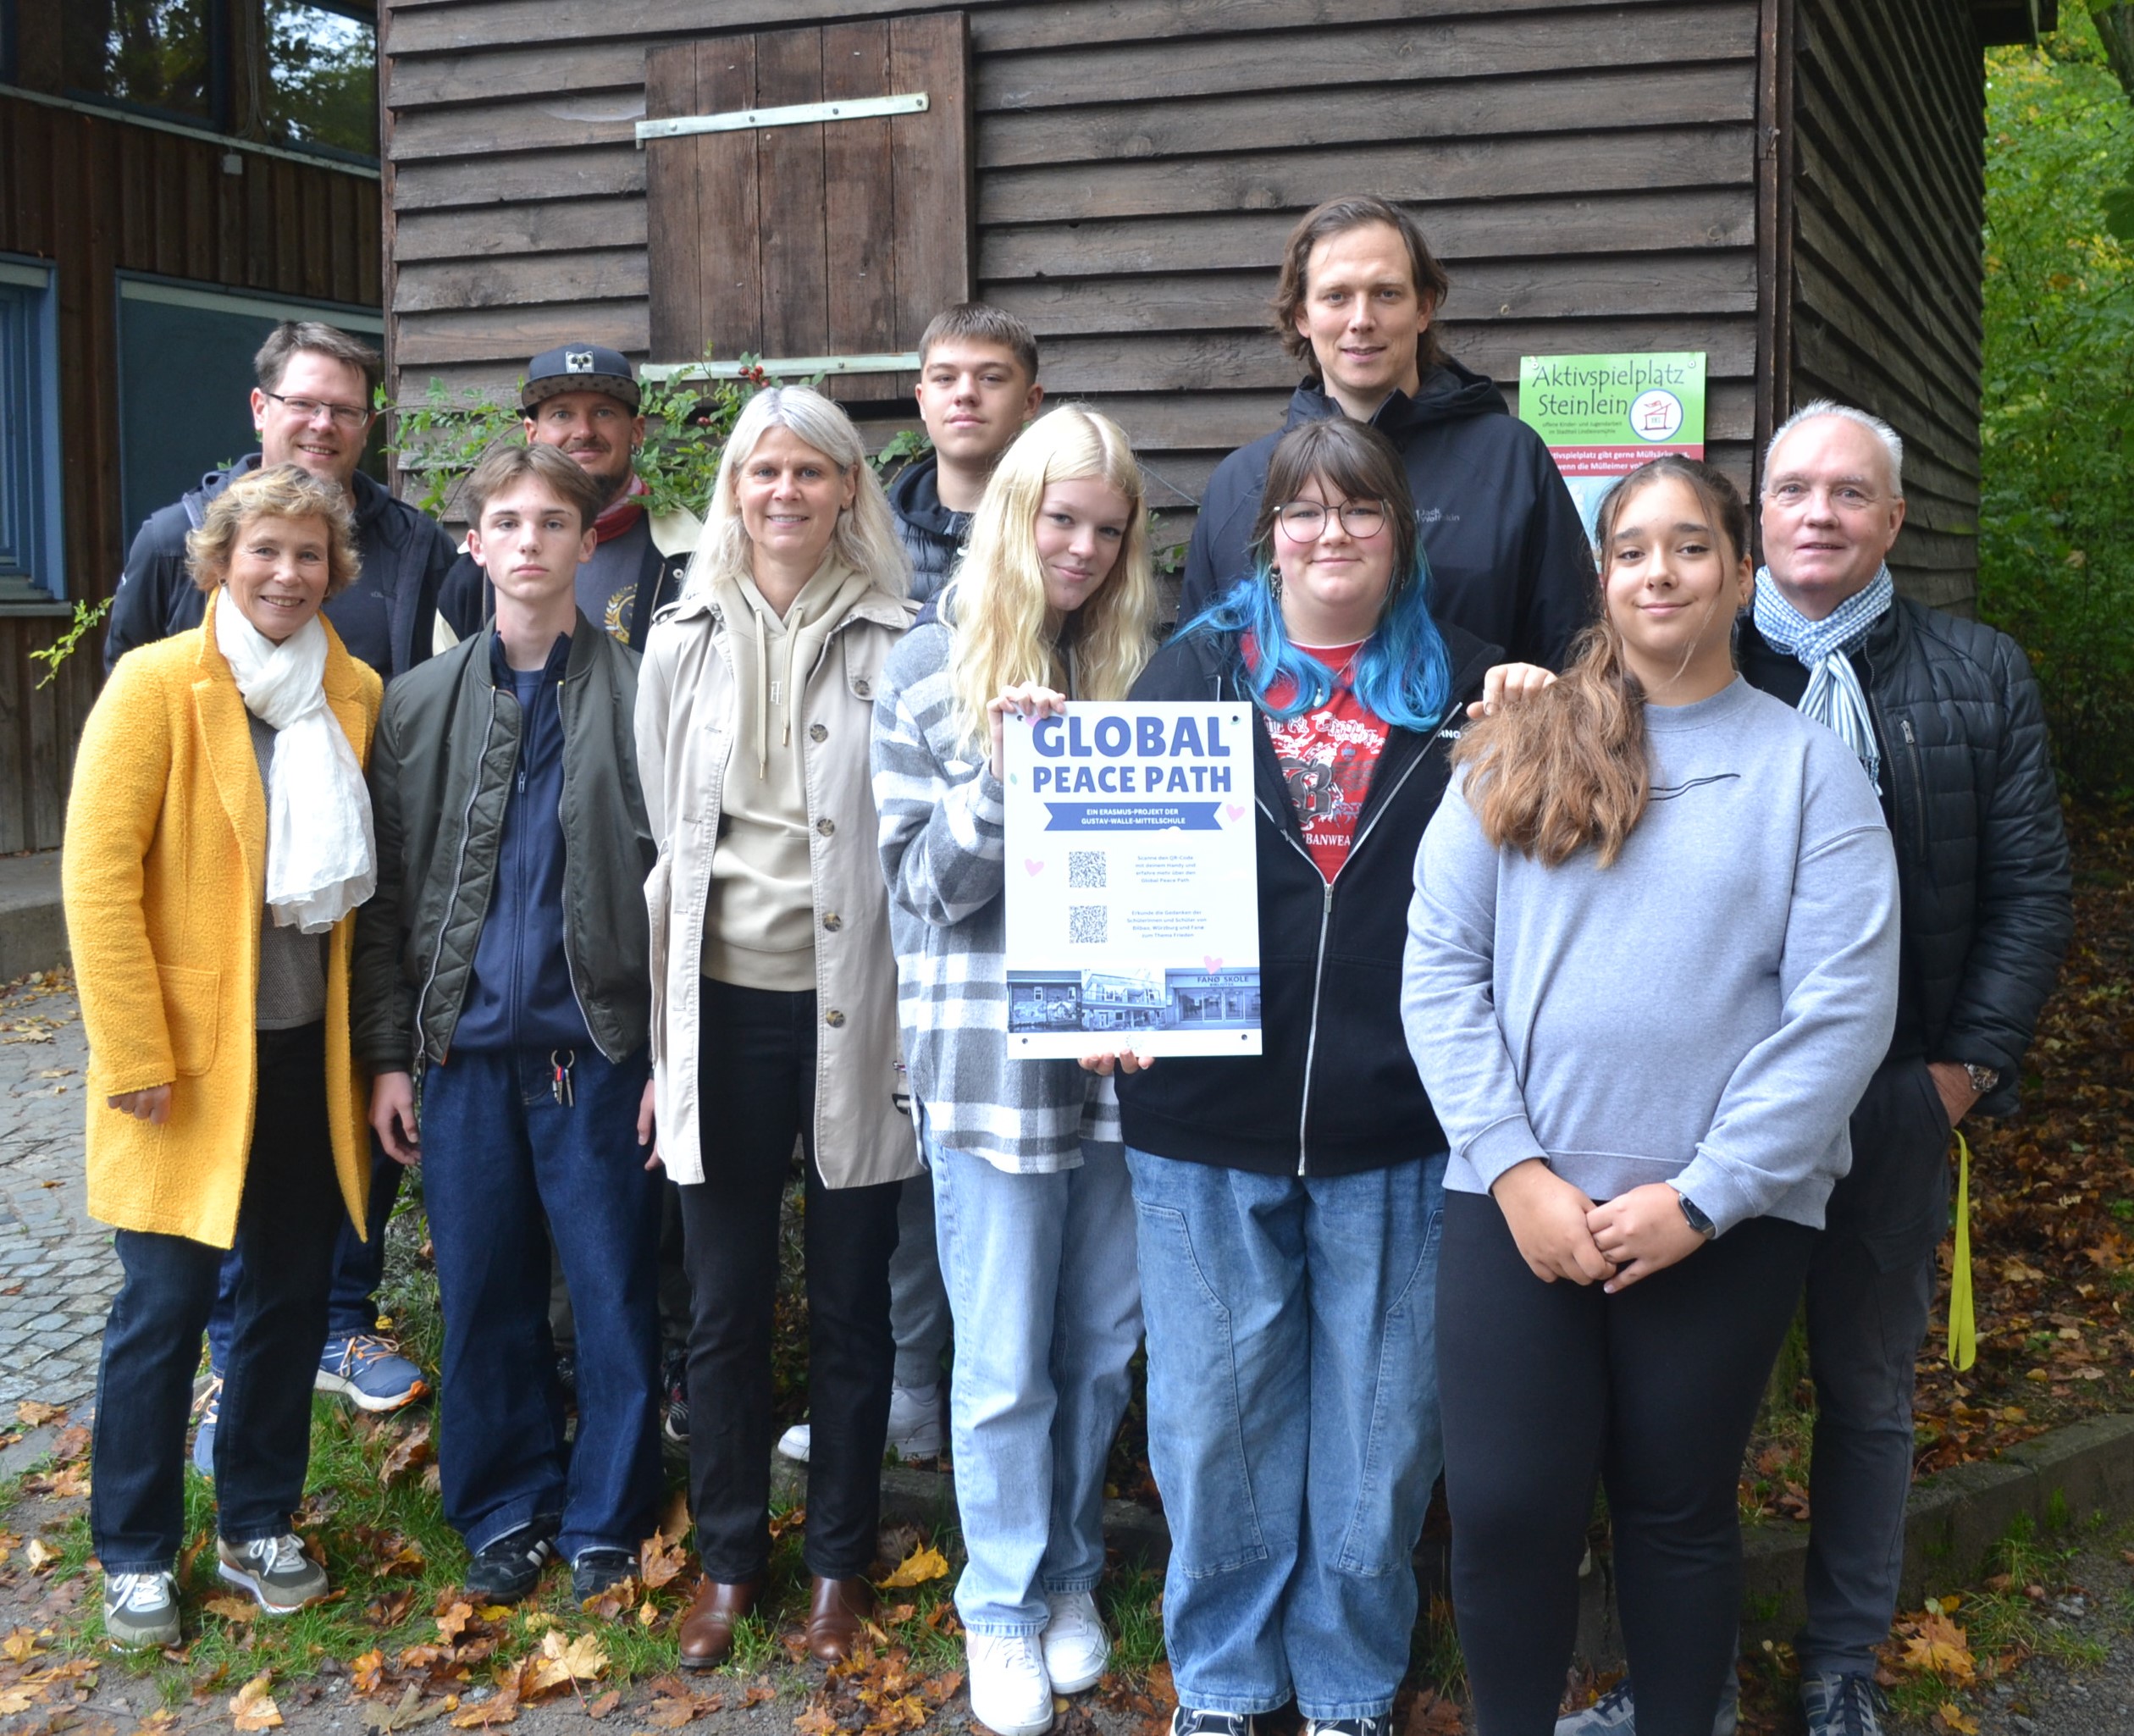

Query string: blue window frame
0 257 64 603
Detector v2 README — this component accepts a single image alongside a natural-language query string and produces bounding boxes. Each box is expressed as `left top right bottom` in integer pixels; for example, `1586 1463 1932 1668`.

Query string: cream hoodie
702 559 881 988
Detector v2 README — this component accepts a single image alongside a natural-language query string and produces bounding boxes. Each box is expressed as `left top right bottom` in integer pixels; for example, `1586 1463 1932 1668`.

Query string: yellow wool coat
63 590 383 1247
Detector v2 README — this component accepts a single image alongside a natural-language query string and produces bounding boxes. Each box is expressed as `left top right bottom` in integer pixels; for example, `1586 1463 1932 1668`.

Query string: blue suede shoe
315 1334 428 1413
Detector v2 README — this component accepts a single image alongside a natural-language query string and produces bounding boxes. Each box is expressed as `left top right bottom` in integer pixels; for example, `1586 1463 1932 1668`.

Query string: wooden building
379 0 2054 615
0 0 383 851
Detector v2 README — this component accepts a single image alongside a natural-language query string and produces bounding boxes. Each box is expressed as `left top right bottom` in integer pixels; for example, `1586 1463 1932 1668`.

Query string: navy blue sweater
452 633 594 1052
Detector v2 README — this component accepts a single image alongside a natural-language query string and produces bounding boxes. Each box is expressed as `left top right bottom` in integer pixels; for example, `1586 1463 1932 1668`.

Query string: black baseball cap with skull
521 344 641 412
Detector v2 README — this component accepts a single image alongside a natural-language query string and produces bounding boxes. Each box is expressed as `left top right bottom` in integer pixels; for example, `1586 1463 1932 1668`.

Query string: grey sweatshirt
1401 677 1900 1236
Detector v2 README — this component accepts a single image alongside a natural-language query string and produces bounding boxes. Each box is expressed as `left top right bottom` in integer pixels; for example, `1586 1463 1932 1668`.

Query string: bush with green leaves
1981 14 2134 800
387 361 929 527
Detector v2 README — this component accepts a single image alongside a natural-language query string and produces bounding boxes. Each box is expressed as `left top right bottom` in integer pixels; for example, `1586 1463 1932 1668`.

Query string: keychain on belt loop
550 1048 576 1108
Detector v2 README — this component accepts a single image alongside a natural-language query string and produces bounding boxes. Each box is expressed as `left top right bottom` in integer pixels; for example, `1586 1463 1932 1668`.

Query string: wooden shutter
644 12 970 396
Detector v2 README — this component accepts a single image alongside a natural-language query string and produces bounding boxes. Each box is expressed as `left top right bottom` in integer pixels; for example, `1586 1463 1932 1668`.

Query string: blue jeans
207 1142 404 1367
1125 1149 1447 1721
930 1129 1142 1635
91 1024 342 1571
420 1044 661 1561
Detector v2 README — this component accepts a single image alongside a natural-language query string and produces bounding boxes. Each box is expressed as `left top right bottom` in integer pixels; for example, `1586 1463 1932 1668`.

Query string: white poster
1003 701 1262 1059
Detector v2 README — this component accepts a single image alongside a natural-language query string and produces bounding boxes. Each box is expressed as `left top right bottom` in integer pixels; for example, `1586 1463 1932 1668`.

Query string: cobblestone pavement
0 972 113 1410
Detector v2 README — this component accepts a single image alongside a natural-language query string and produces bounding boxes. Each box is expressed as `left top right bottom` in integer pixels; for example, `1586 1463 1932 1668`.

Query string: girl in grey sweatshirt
1401 457 1899 1736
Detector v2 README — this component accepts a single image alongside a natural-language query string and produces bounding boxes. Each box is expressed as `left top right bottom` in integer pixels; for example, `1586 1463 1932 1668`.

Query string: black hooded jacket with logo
1180 357 1595 671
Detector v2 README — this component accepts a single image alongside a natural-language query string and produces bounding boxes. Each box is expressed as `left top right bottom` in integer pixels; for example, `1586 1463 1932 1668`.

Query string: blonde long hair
946 406 1157 747
1453 456 1750 868
686 385 911 598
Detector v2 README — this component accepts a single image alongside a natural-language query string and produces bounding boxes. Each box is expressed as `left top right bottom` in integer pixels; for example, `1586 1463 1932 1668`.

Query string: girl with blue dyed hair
1103 417 1496 1736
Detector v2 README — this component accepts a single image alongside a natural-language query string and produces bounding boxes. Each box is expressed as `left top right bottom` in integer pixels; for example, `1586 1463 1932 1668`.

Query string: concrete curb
840 1412 2134 1661
0 851 65 984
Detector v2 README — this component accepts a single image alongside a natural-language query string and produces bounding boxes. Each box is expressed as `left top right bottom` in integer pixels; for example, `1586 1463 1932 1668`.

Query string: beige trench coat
634 583 921 1188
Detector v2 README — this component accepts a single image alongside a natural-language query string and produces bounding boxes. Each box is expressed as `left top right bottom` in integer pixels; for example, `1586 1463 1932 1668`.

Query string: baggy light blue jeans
1125 1148 1448 1721
929 1131 1143 1635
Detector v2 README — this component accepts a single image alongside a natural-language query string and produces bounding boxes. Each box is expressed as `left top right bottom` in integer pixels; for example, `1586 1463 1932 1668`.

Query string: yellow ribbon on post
1947 1129 1976 1371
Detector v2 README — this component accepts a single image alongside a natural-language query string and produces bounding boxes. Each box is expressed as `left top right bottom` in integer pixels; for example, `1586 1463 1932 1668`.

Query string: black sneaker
464 1523 557 1604
1172 1713 1258 1736
661 1348 689 1461
1304 1721 1389 1736
572 1547 638 1605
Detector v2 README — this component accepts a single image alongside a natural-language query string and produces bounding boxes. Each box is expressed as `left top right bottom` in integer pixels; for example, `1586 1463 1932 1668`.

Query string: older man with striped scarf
1563 403 2073 1736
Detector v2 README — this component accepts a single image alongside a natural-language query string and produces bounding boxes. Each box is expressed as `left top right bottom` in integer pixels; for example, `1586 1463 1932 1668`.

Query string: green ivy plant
29 598 113 689
387 357 932 524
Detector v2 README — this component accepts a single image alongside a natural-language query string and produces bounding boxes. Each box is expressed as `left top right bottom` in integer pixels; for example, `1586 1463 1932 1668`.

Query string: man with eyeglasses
1563 402 2071 1736
1179 195 1593 668
106 320 451 678
103 319 453 1459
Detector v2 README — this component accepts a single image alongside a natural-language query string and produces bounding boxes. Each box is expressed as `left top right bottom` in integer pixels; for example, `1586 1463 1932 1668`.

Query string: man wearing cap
437 345 696 649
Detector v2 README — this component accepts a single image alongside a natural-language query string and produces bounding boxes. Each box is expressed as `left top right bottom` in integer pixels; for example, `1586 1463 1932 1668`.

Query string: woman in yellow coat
64 464 383 1650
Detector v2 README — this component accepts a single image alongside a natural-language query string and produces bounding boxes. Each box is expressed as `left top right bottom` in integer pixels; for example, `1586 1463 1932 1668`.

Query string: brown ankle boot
677 1575 762 1670
804 1573 875 1662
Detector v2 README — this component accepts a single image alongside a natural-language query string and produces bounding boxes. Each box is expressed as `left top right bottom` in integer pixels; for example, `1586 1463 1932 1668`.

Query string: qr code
1068 851 1107 889
1068 904 1108 946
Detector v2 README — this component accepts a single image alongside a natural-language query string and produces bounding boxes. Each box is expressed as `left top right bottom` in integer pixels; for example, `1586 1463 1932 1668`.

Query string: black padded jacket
1739 597 2071 1117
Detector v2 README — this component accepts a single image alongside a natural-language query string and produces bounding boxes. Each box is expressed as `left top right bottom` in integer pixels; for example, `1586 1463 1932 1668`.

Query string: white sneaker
967 1630 1054 1736
1041 1589 1109 1694
779 1384 943 1465
886 1381 945 1458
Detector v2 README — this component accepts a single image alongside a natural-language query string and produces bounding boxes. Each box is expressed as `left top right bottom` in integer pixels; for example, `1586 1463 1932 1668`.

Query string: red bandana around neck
593 473 650 545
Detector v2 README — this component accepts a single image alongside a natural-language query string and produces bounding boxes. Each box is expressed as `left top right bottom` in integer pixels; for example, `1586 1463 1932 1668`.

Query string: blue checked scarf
1751 564 1894 793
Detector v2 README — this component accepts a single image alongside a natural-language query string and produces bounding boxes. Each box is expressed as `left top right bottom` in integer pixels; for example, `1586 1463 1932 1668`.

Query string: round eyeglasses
1276 500 1387 539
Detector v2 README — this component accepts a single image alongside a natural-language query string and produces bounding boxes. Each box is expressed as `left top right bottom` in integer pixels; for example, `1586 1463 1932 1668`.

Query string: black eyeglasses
260 389 372 429
1276 499 1388 539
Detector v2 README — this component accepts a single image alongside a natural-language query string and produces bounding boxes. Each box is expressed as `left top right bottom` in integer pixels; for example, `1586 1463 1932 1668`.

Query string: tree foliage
1979 11 2134 800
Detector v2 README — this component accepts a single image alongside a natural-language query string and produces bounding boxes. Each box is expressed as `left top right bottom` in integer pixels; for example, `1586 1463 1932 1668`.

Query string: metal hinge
636 91 928 147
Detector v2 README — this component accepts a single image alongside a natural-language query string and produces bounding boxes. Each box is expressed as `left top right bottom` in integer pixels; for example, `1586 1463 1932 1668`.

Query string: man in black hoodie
887 304 1045 604
1180 196 1593 669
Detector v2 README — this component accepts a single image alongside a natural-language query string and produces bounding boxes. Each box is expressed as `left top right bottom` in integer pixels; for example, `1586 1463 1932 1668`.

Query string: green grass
1098 1564 1165 1678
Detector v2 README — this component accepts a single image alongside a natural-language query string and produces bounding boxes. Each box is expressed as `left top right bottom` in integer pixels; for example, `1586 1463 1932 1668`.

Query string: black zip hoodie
1179 358 1595 672
887 454 971 606
1115 618 1496 1176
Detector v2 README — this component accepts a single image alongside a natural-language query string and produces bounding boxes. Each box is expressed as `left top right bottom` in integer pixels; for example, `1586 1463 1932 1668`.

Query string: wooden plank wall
0 93 382 851
1788 0 1985 610
382 0 1767 537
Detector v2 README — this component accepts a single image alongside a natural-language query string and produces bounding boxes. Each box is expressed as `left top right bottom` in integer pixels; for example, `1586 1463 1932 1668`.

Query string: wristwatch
1676 1192 1717 1241
1963 1061 2001 1096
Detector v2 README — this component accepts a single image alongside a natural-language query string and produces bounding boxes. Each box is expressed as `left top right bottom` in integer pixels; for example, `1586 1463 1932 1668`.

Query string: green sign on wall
1518 352 1707 535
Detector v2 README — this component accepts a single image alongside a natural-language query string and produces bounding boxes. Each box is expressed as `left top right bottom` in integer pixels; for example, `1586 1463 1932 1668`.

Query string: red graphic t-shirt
1250 637 1390 882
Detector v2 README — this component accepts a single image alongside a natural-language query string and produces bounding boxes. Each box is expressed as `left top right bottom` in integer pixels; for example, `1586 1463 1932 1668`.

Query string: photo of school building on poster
1007 968 1263 1038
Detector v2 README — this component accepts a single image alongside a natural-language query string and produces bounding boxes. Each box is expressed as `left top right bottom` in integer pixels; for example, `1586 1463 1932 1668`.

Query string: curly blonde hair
185 463 362 597
946 406 1157 747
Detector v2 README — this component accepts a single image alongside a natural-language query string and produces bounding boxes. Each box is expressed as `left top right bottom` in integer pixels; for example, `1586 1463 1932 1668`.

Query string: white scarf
1751 564 1894 794
213 593 376 933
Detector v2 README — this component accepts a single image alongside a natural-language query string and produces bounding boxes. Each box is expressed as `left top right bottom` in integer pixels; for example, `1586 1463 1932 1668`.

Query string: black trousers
91 1024 341 1570
1800 1058 1953 1675
677 980 903 1581
1435 1190 1816 1736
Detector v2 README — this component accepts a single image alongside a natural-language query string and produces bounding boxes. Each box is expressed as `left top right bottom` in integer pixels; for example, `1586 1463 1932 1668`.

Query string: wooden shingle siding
1788 0 1985 609
0 92 380 852
384 0 1766 548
